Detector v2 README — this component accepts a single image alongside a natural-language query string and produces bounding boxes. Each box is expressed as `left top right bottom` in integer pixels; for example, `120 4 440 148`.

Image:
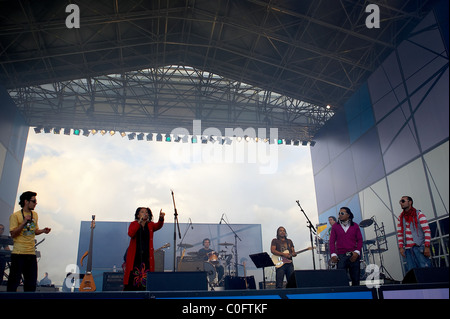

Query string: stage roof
0 0 435 141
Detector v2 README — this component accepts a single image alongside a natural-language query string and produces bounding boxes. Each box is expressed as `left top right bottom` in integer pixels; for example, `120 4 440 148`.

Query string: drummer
198 238 224 283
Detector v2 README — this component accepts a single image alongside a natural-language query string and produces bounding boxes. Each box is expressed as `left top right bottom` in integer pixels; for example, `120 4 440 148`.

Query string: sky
15 127 320 286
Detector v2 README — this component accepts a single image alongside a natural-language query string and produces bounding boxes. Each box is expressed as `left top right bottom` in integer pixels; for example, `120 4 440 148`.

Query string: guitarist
271 226 296 288
123 207 165 291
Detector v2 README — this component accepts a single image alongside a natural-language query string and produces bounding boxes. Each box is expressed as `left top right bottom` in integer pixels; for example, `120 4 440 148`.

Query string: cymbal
178 243 193 248
219 242 234 246
359 218 373 228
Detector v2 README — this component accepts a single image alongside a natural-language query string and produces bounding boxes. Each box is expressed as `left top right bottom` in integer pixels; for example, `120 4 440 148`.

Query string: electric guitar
79 215 96 292
156 243 170 252
271 246 315 268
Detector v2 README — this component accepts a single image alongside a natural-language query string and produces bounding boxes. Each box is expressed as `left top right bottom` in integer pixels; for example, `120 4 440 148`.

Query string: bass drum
203 262 217 283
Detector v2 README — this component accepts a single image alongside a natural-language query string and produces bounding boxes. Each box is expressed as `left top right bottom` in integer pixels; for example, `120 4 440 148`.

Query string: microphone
219 213 225 224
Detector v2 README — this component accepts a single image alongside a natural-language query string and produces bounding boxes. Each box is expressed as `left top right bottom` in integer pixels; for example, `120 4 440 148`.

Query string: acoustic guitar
271 246 315 268
79 215 96 292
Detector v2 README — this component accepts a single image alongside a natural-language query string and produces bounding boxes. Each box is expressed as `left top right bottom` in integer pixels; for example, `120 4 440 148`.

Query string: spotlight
73 129 81 136
310 141 316 147
209 136 216 143
82 129 90 137
293 140 300 146
100 130 107 136
91 129 98 135
63 128 71 135
156 133 163 142
34 127 43 134
44 127 52 133
146 133 153 141
277 139 283 145
165 134 172 142
137 133 144 140
109 130 115 136
191 136 198 143
120 131 126 137
201 136 207 144
53 128 61 134
128 133 136 140
285 139 292 145
301 141 308 146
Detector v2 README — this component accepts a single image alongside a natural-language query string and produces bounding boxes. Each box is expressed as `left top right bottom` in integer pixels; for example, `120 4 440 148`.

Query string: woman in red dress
123 207 165 291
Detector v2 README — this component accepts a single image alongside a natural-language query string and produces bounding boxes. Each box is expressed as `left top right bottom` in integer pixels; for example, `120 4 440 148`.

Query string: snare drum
207 251 219 264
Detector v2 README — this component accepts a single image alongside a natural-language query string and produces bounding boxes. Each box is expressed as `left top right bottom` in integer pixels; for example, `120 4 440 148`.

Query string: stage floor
0 282 448 300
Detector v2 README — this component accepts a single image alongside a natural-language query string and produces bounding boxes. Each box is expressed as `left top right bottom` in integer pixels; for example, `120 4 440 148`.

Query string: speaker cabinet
224 275 256 290
146 271 208 291
402 267 449 284
287 270 349 288
102 272 124 291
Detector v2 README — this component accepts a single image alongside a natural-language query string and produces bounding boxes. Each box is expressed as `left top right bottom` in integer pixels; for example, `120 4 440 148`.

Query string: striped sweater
397 209 431 248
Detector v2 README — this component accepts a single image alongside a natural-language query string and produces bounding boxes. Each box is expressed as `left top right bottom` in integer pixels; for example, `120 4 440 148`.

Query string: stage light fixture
128 133 136 140
100 130 107 136
201 136 207 144
310 141 316 147
43 127 52 133
293 140 300 146
209 136 216 143
301 140 308 146
165 134 172 142
285 139 292 145
156 133 163 141
277 139 283 145
53 128 61 134
82 129 90 137
109 130 115 136
137 133 144 140
91 129 98 135
146 133 153 141
222 137 232 145
191 136 198 143
34 127 43 134
73 129 81 136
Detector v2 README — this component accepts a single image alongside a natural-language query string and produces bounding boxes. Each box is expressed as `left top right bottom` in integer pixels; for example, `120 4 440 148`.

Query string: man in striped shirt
397 196 432 272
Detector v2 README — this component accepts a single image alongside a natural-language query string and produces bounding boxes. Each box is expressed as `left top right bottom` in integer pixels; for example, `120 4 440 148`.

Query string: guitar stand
249 252 275 290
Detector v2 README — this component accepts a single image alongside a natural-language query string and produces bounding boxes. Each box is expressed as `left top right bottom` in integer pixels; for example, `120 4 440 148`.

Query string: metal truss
9 65 334 142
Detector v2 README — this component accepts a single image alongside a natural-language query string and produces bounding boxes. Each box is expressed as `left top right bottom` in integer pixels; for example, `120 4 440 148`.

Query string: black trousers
276 262 294 288
7 254 38 292
337 253 360 286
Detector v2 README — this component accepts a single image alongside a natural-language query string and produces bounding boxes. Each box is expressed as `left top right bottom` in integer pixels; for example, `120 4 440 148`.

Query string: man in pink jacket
329 207 363 286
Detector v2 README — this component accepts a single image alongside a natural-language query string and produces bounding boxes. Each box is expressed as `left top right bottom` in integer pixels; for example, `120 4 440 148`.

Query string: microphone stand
171 190 181 272
220 216 242 276
296 200 317 270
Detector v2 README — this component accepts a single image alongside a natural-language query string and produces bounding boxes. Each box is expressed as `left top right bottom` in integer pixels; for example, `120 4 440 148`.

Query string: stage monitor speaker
224 275 256 290
146 271 207 291
287 270 349 288
102 272 124 291
402 267 449 284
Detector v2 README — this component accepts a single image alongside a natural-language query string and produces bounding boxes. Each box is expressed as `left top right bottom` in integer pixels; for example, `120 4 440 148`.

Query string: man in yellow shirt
7 191 51 292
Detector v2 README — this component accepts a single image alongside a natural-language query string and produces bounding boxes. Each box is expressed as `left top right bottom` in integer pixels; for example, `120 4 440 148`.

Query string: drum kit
178 242 235 289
